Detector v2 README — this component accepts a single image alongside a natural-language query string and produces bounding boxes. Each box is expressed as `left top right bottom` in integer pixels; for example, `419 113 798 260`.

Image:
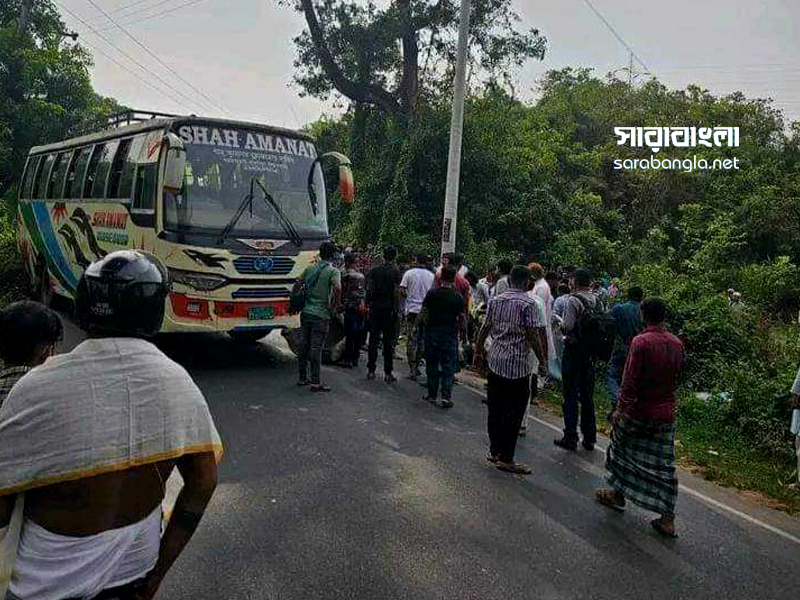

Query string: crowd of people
0 244 798 598
294 241 799 539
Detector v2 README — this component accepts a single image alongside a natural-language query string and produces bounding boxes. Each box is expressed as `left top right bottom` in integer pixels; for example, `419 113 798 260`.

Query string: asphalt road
59 325 800 600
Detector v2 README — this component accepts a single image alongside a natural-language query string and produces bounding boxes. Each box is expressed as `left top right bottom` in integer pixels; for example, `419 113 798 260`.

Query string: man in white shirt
493 259 513 296
401 255 435 379
529 263 554 378
475 265 497 310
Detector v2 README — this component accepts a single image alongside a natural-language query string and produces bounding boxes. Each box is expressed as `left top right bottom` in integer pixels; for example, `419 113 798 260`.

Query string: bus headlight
169 269 228 292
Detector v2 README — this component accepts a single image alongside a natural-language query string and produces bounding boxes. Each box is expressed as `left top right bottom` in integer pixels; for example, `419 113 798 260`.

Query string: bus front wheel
228 330 267 344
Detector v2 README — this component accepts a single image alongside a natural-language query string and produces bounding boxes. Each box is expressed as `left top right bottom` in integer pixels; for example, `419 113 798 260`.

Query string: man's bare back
24 460 176 536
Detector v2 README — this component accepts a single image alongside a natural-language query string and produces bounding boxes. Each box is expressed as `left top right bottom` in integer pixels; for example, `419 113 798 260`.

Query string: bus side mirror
163 133 186 194
321 152 354 205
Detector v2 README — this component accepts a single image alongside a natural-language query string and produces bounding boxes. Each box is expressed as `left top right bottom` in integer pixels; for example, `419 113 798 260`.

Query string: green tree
0 0 121 200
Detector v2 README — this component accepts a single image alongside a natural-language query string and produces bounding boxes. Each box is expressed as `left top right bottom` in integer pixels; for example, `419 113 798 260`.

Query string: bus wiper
217 178 255 245
306 159 320 217
254 179 303 248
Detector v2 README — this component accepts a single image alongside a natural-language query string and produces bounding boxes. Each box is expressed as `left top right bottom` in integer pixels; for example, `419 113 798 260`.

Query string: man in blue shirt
606 286 644 412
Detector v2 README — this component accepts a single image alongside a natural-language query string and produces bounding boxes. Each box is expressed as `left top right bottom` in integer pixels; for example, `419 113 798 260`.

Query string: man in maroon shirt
595 297 684 538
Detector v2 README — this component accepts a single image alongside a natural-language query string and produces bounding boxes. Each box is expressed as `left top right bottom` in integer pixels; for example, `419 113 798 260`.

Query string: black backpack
289 263 328 315
571 293 616 361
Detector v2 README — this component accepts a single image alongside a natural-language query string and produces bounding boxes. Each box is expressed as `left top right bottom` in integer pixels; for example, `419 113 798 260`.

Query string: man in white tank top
0 251 222 600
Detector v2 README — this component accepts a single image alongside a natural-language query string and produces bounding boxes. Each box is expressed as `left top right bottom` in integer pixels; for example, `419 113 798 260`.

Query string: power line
77 36 188 107
85 0 170 24
98 0 215 31
582 0 651 74
80 0 227 115
57 2 207 112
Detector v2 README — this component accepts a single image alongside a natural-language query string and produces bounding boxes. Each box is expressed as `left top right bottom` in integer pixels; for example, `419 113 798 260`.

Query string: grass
537 377 800 516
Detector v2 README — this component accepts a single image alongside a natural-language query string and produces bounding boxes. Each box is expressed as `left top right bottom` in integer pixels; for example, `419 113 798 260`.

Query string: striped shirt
0 366 31 411
484 289 545 379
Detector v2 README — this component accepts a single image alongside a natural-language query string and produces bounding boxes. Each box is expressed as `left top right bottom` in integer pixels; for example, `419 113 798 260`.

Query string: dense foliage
0 0 121 206
312 70 800 487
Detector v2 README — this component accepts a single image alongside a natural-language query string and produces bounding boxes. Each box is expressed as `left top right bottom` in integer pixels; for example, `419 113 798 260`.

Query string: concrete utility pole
440 0 471 257
628 51 634 87
17 0 33 34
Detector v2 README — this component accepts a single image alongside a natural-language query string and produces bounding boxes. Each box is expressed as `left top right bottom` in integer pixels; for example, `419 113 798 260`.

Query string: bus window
132 164 157 213
107 138 133 199
117 136 145 201
20 156 40 199
47 151 71 200
33 154 56 200
64 147 91 200
91 140 119 198
83 145 103 198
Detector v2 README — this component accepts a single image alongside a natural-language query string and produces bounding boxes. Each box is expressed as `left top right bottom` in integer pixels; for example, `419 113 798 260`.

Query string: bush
625 260 799 461
737 257 800 319
0 196 27 308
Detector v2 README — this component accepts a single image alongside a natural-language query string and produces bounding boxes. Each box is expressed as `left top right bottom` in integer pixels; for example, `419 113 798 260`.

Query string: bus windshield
165 124 328 240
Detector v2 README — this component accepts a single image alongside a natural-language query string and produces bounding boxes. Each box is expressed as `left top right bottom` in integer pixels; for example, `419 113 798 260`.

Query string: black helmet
75 250 170 338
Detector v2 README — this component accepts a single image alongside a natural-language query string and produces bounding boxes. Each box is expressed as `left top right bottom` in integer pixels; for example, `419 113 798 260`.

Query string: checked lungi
606 418 678 516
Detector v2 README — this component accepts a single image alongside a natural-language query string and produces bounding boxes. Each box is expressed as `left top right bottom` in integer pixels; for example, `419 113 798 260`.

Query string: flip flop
650 519 678 538
595 489 626 512
496 461 532 475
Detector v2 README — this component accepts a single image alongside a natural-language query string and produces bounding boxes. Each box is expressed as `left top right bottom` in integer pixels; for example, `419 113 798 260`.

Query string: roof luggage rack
107 109 184 128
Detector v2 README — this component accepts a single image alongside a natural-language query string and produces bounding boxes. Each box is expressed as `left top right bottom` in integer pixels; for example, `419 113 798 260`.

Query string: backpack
571 293 616 361
289 263 329 315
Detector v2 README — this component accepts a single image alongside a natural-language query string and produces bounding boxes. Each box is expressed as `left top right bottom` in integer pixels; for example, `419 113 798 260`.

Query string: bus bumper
161 292 299 334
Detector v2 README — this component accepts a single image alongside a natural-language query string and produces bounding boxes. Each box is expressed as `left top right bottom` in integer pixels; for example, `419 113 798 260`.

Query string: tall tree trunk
17 0 33 34
350 102 368 166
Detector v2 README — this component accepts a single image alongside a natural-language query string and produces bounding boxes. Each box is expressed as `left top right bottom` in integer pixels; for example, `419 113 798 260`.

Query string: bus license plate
248 306 275 321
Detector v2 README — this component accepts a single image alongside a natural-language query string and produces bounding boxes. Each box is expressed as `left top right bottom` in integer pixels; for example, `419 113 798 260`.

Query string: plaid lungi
606 418 678 515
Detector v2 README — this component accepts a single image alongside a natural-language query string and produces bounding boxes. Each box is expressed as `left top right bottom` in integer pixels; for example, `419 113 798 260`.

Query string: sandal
595 488 626 512
496 461 532 475
485 452 499 463
650 518 678 538
310 384 332 393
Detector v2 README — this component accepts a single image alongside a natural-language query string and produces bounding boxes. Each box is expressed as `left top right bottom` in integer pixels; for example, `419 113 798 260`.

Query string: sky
58 0 800 128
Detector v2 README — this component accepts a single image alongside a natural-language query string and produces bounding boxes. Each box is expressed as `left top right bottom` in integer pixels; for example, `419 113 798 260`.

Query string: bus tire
228 330 267 344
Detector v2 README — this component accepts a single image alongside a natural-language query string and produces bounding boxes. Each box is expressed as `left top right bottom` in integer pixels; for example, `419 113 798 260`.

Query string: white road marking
461 383 800 546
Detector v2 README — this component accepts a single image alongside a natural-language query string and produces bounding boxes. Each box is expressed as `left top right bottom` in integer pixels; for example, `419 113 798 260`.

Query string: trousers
425 329 458 400
605 346 628 407
487 370 530 463
343 306 365 365
562 342 597 444
367 308 397 375
298 313 330 384
405 312 424 375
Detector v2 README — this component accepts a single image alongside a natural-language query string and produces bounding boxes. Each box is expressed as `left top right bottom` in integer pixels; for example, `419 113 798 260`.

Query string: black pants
561 343 597 444
425 329 458 399
487 370 530 463
343 306 364 365
367 308 397 375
